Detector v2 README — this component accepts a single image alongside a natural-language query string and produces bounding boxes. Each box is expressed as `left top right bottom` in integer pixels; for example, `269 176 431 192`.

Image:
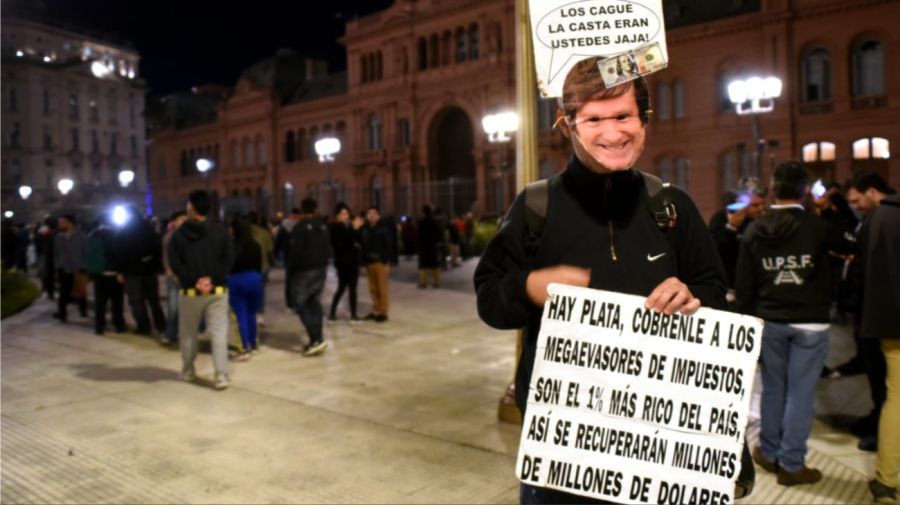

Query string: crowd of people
2 191 480 388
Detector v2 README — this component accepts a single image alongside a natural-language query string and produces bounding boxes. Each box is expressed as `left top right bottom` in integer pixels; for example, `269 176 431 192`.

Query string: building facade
1 16 148 223
147 0 899 221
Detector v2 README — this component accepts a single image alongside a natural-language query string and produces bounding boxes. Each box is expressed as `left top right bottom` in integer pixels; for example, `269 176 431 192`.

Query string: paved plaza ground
0 258 882 503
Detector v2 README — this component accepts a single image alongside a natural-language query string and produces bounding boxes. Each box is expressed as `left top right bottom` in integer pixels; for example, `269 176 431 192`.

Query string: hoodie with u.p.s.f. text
735 205 855 323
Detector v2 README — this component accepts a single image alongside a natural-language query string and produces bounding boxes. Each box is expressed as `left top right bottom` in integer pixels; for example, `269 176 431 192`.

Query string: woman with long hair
227 214 263 359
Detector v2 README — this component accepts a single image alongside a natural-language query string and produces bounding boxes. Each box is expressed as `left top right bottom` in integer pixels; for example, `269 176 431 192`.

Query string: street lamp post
314 137 341 211
196 158 214 190
727 76 782 178
58 178 74 213
482 111 520 213
18 185 32 200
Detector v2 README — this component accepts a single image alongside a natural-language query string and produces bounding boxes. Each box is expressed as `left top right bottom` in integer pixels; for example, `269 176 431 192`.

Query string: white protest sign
516 284 762 505
529 0 668 97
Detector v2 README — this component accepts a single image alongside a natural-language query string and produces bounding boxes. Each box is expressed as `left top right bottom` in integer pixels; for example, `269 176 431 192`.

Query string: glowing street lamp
728 75 782 177
18 185 32 200
314 137 341 210
728 76 782 115
314 137 341 163
482 111 520 143
58 178 74 195
196 158 214 190
118 169 135 188
4 211 13 218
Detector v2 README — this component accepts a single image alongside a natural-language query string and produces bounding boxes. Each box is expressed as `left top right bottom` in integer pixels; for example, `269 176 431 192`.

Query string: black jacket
859 194 900 340
110 218 162 276
168 219 234 288
288 217 331 272
474 157 727 411
329 222 361 267
735 205 855 323
708 209 750 290
362 222 391 265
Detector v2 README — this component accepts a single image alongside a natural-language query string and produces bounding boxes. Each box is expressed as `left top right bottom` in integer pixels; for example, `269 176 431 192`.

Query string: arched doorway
428 106 476 217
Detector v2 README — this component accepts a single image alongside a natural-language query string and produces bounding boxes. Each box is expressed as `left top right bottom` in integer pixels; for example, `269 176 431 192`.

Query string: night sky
11 0 394 95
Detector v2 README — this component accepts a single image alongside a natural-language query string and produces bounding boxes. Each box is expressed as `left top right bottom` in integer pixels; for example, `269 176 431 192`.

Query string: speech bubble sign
529 0 668 97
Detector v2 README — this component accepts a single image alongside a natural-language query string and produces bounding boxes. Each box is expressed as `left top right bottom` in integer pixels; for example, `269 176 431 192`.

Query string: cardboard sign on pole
528 0 669 97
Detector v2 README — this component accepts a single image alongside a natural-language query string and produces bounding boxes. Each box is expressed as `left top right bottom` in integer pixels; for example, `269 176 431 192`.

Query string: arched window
441 31 452 66
361 54 369 83
656 81 670 120
490 23 503 54
308 127 319 160
243 139 253 166
852 137 889 179
375 52 383 80
285 131 296 162
370 175 383 209
297 129 307 161
719 152 737 194
802 141 837 182
674 158 690 191
801 48 831 102
852 39 884 97
456 28 467 62
658 158 673 182
256 137 266 165
417 37 427 70
468 24 480 59
429 34 439 68
368 115 382 151
673 79 685 118
853 137 890 160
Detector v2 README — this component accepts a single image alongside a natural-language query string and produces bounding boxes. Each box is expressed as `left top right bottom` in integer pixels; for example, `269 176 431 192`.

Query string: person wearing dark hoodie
327 202 363 322
735 161 856 487
474 62 739 504
85 216 126 335
168 190 235 390
110 206 166 336
287 197 332 356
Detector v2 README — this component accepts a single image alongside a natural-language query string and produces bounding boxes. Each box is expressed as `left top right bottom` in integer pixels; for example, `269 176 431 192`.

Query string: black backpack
523 171 681 257
289 219 332 269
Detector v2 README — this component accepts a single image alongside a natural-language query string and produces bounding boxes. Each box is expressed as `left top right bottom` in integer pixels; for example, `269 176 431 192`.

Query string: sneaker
869 479 897 504
303 341 328 357
374 314 388 323
232 351 251 362
776 466 822 486
349 317 362 326
751 446 777 473
180 369 197 382
214 374 231 390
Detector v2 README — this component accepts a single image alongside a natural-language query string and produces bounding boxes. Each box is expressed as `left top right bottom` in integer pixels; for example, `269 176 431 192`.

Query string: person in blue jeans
226 215 263 360
735 161 856 486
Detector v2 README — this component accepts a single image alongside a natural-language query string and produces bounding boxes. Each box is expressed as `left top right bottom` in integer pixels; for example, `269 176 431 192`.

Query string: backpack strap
524 178 552 256
639 171 682 256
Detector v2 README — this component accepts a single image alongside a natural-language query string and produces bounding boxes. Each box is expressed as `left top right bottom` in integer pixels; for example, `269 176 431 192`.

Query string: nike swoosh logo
647 252 666 262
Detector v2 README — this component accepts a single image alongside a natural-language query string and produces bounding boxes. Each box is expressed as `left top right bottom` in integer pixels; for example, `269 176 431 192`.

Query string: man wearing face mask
475 58 736 504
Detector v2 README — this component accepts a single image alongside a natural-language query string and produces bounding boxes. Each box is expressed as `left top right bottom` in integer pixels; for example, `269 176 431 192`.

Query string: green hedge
1 268 41 319
472 221 499 255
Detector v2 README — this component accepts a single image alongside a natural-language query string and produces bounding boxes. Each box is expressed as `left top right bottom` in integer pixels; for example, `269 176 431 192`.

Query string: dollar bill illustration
597 42 668 88
634 42 667 74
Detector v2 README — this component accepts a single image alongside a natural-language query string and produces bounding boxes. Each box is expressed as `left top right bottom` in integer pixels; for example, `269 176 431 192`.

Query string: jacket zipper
606 177 618 261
